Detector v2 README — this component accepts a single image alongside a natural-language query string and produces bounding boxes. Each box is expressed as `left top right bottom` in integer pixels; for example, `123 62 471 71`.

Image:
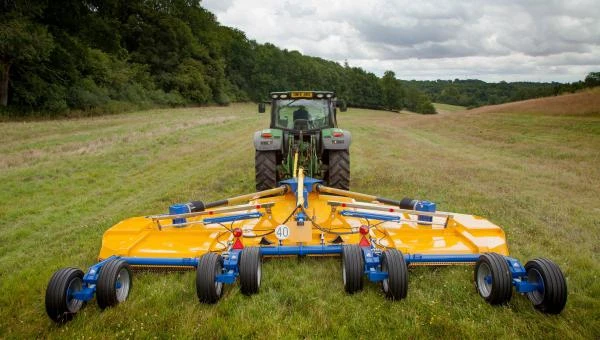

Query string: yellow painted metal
99 183 509 264
297 167 305 207
317 184 377 202
292 151 298 179
226 186 287 206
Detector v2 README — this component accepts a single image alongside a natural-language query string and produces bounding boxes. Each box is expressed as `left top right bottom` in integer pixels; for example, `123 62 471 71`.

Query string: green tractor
254 91 351 190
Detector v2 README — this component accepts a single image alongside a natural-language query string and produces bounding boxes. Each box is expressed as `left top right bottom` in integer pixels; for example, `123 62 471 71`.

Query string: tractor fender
254 128 283 151
321 128 351 150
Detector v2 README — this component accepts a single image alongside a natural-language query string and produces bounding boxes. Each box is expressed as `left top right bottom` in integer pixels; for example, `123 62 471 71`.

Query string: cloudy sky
202 0 600 83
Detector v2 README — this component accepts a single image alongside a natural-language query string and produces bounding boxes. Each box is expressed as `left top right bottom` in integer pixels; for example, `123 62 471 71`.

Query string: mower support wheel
45 267 85 323
239 247 262 295
381 249 408 300
525 258 567 314
342 245 363 293
96 259 132 309
196 252 224 304
474 253 512 305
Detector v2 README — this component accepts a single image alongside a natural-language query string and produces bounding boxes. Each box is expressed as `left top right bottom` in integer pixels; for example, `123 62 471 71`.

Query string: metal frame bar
260 245 342 256
329 201 452 218
340 210 400 222
203 212 263 225
147 203 275 220
82 249 539 302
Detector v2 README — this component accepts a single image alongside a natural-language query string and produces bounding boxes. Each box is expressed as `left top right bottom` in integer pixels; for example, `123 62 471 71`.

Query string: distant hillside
467 87 600 116
405 78 595 109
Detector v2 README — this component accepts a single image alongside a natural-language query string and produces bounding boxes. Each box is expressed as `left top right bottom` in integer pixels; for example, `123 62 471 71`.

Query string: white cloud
202 0 600 82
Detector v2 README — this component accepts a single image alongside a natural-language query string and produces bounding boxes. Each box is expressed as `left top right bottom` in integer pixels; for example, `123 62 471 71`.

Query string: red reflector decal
333 132 343 137
232 238 244 249
262 133 272 138
359 236 370 247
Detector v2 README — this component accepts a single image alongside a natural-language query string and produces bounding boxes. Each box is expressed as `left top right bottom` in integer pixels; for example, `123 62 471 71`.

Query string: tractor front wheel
327 150 350 190
255 151 278 191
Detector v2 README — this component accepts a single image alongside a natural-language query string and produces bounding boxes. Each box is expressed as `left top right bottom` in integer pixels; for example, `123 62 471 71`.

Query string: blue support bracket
169 203 191 226
415 200 436 223
280 176 322 209
72 256 120 301
505 256 540 293
339 210 400 222
362 247 388 282
296 211 306 224
217 250 241 284
203 212 263 225
280 176 322 194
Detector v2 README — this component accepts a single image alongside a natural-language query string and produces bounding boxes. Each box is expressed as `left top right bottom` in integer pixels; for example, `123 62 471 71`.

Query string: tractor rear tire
196 253 224 304
474 253 512 305
524 258 567 314
45 267 85 323
255 151 278 191
328 150 350 190
381 249 408 300
239 247 262 295
342 245 363 294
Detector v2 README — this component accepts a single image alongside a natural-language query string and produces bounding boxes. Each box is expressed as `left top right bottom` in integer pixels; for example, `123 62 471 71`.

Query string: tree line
406 73 599 108
0 0 435 116
1 1 597 117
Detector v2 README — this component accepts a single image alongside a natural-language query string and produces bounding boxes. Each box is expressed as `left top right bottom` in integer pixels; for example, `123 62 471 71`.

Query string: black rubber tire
381 249 408 300
474 253 513 305
239 247 262 295
96 259 132 309
45 267 85 323
255 150 278 191
196 252 224 304
342 245 364 293
524 258 567 314
328 150 350 190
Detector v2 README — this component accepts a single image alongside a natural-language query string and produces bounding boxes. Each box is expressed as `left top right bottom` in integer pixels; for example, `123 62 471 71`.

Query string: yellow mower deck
99 189 508 263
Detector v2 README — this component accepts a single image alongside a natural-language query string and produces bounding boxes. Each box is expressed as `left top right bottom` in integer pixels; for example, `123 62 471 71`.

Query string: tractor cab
259 91 347 132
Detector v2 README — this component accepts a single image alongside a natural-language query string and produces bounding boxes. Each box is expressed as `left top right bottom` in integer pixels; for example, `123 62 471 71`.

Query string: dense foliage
0 0 435 115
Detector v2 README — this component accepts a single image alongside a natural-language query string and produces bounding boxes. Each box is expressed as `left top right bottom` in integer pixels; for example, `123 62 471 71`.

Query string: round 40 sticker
275 225 290 240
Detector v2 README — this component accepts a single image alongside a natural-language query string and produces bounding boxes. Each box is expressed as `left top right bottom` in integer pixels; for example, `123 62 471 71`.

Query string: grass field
432 102 466 113
1 89 599 338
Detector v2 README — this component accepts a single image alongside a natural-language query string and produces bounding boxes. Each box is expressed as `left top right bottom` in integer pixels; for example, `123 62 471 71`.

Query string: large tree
0 18 53 106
